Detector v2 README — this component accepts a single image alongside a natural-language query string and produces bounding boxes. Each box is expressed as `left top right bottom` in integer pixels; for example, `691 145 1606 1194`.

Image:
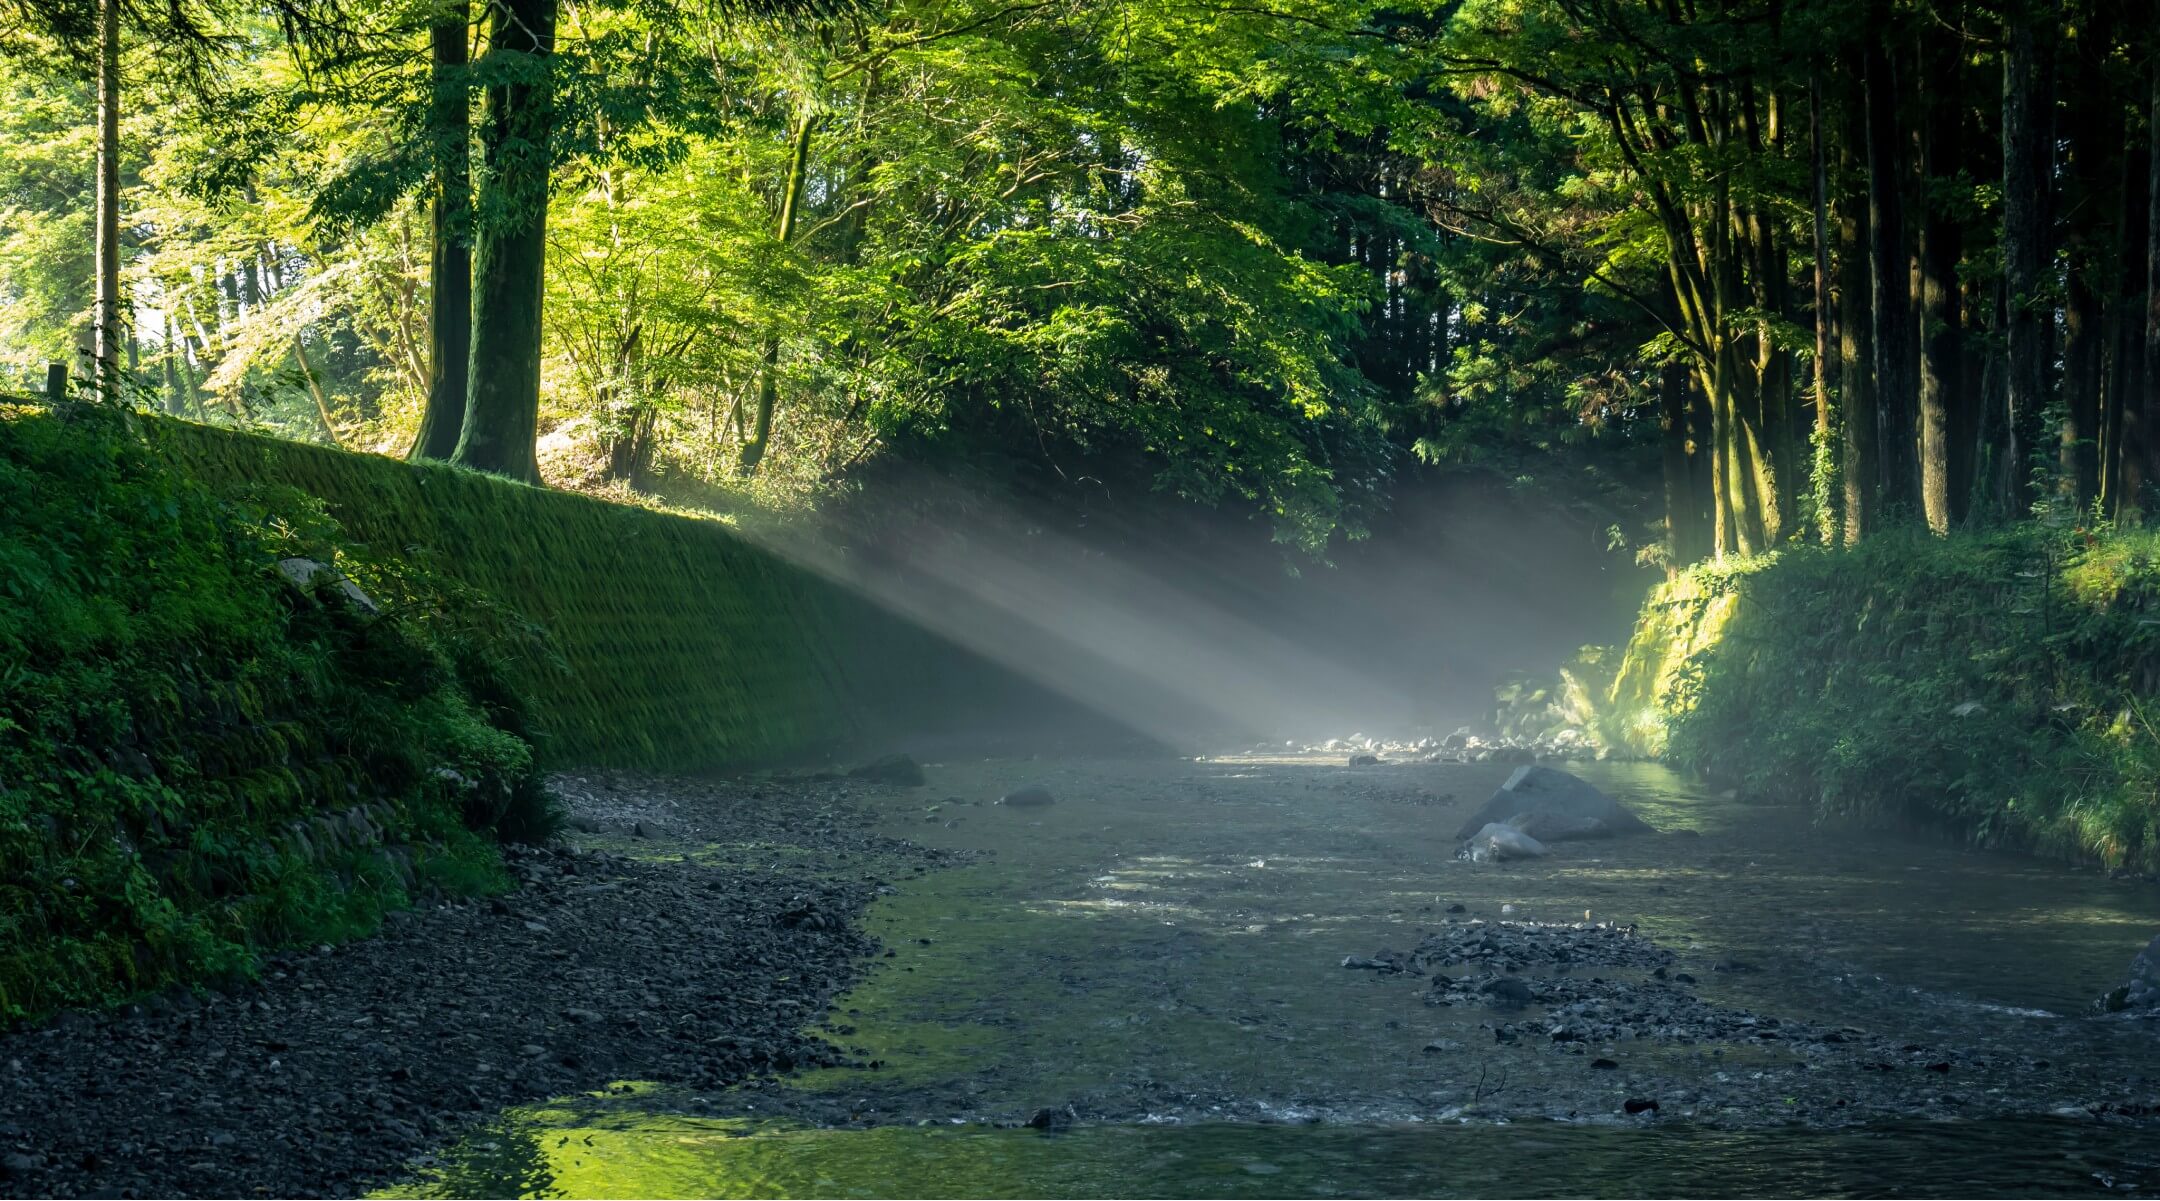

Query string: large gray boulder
2103 933 2160 1012
1453 765 1653 841
2135 934 2160 1008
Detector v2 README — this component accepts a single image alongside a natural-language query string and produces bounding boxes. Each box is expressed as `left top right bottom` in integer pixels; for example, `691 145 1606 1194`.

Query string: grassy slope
1608 526 2160 868
0 408 1050 1022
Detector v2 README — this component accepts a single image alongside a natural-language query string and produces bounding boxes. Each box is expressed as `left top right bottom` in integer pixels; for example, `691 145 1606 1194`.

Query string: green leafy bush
0 407 550 1023
1630 525 2160 868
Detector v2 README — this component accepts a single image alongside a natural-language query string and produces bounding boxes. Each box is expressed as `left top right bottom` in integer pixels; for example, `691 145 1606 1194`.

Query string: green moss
1611 526 2160 869
0 408 521 1023
150 418 1038 774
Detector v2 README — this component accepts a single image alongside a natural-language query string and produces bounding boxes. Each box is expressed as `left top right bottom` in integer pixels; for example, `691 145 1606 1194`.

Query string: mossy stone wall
154 420 1047 772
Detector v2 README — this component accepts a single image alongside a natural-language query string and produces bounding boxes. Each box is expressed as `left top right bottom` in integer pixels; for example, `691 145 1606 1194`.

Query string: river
382 754 2160 1198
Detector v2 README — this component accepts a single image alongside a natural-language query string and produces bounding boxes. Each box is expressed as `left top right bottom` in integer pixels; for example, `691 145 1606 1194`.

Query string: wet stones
1341 949 1423 975
1409 919 1672 975
848 754 926 787
0 769 960 1200
1025 1106 1075 1131
1453 766 1653 842
1478 977 1535 1008
2098 932 2160 1013
1462 823 1548 863
997 785 1055 807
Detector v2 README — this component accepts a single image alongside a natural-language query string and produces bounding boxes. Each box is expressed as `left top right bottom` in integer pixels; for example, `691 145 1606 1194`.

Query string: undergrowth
1644 524 2160 869
0 406 560 1024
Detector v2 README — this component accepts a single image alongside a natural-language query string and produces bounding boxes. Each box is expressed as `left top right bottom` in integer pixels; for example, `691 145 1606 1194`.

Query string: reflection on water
380 755 2160 1198
389 1114 2155 1199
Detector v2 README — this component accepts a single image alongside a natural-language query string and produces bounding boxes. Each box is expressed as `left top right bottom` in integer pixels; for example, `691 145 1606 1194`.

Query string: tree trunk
292 336 342 446
1865 29 1919 518
92 0 121 400
1743 84 1796 545
412 4 473 462
1838 95 1878 543
2110 133 2151 516
1916 17 1962 532
161 312 182 415
2004 0 2058 509
1661 360 1705 569
453 0 557 483
1810 65 1841 542
2143 61 2160 516
739 109 814 474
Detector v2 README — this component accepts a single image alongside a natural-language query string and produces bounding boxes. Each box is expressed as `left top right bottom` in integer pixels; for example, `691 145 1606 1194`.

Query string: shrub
1619 524 2160 869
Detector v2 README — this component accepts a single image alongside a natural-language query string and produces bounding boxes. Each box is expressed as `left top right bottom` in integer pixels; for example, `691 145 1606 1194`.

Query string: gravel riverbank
0 771 952 1199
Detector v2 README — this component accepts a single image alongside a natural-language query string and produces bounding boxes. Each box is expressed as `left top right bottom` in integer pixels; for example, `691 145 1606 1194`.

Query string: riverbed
385 753 2160 1198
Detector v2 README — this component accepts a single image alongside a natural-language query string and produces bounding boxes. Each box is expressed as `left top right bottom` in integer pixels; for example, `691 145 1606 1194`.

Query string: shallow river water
381 755 2160 1198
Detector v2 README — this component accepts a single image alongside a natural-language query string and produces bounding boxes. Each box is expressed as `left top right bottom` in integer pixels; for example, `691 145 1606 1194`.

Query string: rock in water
998 784 1055 807
1504 811 1609 843
848 753 926 787
1464 822 1548 862
1347 753 1382 766
2105 932 2160 1011
1025 1107 1074 1131
1453 765 1653 841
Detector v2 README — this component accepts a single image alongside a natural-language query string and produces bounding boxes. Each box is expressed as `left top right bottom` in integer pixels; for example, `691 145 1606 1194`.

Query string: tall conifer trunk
1810 65 1840 542
92 0 121 400
453 0 556 483
1865 27 1918 518
2143 63 2160 513
1661 361 1706 568
413 4 473 462
1916 17 1963 531
1838 95 1878 542
2003 0 2058 507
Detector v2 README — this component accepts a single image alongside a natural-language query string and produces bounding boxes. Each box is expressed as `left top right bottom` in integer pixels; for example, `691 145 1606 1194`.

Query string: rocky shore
0 772 955 1199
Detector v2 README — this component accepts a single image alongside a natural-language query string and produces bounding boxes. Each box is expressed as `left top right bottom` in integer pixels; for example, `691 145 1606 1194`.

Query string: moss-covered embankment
1603 527 2160 869
154 418 1060 773
0 407 1064 1024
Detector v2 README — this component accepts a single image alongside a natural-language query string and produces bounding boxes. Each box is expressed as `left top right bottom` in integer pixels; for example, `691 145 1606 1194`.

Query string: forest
6 1 2160 1197
5 0 2148 561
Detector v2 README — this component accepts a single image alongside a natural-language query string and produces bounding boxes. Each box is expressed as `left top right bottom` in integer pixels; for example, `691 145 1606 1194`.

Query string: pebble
0 769 959 1199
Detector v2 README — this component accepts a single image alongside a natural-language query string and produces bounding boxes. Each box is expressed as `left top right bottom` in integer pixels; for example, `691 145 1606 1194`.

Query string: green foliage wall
151 419 1049 773
1611 528 2160 868
0 408 538 1022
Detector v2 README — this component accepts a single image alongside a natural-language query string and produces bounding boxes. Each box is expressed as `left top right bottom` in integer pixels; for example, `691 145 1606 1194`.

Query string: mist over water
731 468 1645 745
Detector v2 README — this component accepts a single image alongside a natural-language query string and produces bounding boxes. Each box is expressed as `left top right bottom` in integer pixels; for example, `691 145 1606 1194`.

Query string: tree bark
739 108 814 474
1838 94 1878 542
2004 0 2058 510
1810 65 1840 542
1916 17 1962 532
161 311 182 415
453 0 557 483
292 336 342 446
2143 61 2160 516
92 0 121 400
412 4 473 462
1865 28 1919 518
1661 360 1705 569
